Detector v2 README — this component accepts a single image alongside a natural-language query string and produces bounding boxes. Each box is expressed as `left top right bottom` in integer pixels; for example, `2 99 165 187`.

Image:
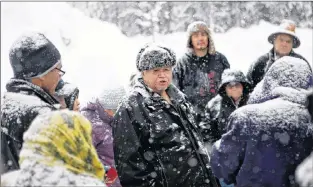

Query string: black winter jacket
173 51 230 122
200 69 251 143
112 76 219 187
1 79 59 174
246 48 310 91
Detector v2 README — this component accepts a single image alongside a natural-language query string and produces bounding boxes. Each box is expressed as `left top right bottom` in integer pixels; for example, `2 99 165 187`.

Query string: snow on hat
9 32 61 79
268 19 300 48
97 87 126 110
136 43 176 72
186 21 216 55
55 79 79 110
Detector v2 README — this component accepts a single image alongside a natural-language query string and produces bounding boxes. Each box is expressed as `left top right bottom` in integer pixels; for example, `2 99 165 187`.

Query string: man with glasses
1 32 65 174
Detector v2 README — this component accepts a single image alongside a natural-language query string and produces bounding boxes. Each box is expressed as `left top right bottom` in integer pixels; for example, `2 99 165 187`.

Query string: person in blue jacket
210 56 313 187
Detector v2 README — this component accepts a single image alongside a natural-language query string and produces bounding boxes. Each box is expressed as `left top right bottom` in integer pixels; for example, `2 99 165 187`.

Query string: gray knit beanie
97 87 126 110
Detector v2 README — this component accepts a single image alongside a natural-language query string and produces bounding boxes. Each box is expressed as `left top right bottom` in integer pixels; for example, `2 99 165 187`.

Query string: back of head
264 56 312 91
20 110 104 180
9 32 61 79
97 86 127 110
249 56 313 104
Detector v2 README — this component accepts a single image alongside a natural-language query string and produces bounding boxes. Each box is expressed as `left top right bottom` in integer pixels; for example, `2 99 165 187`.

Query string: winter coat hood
218 69 251 97
248 56 313 105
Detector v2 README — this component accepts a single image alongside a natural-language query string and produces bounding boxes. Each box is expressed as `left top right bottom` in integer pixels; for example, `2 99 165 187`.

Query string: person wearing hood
210 56 313 187
173 21 230 124
1 32 64 173
246 19 311 92
200 69 251 145
55 79 80 111
81 87 126 187
2 110 107 186
113 43 219 187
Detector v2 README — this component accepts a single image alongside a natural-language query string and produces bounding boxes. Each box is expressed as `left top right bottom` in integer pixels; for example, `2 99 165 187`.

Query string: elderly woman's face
142 66 172 93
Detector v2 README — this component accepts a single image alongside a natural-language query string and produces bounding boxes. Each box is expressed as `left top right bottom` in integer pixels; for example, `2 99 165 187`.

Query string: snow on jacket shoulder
1 79 59 173
210 56 313 187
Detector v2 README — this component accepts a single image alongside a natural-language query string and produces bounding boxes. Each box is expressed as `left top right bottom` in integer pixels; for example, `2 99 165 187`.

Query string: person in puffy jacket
81 86 126 187
210 56 313 187
200 69 251 144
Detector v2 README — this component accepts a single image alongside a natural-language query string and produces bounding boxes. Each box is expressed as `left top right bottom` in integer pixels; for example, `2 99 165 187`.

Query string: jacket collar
133 74 187 107
6 78 59 106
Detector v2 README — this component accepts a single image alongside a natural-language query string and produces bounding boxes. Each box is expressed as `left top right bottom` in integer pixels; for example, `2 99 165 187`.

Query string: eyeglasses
55 68 66 76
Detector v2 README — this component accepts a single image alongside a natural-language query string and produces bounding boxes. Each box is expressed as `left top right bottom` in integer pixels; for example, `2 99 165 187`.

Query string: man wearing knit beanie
173 21 230 125
113 43 219 187
1 32 64 174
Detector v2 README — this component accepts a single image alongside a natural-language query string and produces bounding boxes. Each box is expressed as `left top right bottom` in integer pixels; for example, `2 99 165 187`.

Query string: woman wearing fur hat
55 79 80 111
173 21 230 125
113 43 219 187
247 19 311 91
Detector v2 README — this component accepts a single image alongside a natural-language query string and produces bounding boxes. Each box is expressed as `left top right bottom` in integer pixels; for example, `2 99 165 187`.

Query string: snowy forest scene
1 2 313 187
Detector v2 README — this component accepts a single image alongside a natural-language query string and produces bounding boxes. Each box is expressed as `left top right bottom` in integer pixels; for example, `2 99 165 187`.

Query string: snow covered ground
1 2 312 105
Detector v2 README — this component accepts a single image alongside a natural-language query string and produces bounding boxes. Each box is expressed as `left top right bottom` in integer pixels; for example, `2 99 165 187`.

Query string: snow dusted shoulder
209 56 313 187
248 56 312 105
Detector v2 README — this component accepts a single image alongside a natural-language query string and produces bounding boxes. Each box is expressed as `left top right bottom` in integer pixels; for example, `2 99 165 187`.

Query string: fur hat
268 19 300 48
136 43 176 72
186 21 216 55
9 32 61 79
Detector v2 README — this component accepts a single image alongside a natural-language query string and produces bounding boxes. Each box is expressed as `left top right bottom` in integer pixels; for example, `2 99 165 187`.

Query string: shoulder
292 51 308 62
254 52 270 66
214 51 230 68
207 95 222 109
1 92 54 119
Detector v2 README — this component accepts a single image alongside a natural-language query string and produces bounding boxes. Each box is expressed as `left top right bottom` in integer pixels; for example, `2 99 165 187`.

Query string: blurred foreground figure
2 110 107 187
